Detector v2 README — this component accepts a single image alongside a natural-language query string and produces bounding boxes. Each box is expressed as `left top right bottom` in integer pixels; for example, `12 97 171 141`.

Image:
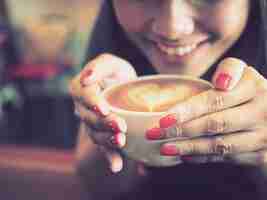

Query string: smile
156 42 198 56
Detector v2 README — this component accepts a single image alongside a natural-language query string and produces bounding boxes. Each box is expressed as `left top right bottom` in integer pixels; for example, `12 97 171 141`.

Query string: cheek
113 2 147 33
207 4 249 39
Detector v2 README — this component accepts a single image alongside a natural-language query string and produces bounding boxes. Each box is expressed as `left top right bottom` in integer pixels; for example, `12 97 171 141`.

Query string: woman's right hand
69 54 137 173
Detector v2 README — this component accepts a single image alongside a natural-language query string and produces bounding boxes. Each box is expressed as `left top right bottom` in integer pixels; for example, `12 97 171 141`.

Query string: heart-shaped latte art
126 83 193 112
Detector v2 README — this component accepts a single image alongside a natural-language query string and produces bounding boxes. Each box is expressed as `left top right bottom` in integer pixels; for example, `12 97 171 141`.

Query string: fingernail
159 114 177 128
145 127 164 140
110 159 123 173
107 120 121 133
92 102 109 116
111 133 126 148
215 73 232 90
160 144 179 156
80 69 94 86
107 118 127 133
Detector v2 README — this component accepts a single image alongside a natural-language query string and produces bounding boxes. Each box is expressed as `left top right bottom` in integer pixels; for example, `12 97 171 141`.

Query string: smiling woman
71 0 267 200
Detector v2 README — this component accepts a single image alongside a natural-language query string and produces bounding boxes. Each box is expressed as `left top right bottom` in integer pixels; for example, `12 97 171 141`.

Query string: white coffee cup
102 75 212 167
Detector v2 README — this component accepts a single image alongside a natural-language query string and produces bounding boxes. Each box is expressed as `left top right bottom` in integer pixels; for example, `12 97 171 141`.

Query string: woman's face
112 0 250 76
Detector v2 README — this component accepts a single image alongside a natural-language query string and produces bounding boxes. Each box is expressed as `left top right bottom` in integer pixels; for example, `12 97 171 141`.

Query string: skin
112 0 250 76
70 0 267 172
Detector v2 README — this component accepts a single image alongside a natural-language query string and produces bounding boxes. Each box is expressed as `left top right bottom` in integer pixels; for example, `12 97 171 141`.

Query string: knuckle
211 137 235 155
166 124 183 138
206 91 225 113
208 155 224 163
259 130 267 147
68 83 75 97
259 151 267 165
247 66 267 90
69 76 80 97
98 53 129 67
206 116 229 133
84 125 98 143
260 94 267 122
256 153 265 166
185 142 199 155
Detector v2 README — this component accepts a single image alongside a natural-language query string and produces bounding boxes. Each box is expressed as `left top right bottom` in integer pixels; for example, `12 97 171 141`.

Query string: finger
147 99 261 140
69 67 109 116
179 98 264 137
181 155 210 164
224 149 267 167
74 101 99 125
246 67 267 91
224 151 264 166
212 57 246 90
182 154 227 164
160 128 267 156
71 76 110 117
82 83 110 116
75 101 127 133
70 54 137 117
86 126 126 148
160 66 257 128
99 146 124 173
80 53 137 86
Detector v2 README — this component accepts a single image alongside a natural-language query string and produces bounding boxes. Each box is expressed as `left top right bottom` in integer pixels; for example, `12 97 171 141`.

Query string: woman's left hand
145 57 267 166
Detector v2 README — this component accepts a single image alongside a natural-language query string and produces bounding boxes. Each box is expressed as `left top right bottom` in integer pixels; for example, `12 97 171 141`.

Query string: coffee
106 78 209 112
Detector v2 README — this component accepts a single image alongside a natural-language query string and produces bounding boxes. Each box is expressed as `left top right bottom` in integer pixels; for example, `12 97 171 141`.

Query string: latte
106 78 209 112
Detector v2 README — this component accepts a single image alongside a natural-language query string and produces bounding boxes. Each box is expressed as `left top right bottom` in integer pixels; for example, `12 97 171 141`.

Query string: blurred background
0 1 104 199
0 0 101 149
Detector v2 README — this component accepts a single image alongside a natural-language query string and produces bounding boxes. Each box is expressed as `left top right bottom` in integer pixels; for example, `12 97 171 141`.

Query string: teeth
157 43 198 56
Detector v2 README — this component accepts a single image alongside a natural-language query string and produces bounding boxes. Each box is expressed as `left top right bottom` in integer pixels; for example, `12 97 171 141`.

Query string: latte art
126 83 192 112
106 79 207 112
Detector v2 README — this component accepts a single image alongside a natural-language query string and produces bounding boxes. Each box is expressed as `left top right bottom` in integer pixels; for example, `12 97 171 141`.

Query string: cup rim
102 74 213 117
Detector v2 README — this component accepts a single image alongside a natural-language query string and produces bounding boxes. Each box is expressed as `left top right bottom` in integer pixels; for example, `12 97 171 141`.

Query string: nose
151 0 195 41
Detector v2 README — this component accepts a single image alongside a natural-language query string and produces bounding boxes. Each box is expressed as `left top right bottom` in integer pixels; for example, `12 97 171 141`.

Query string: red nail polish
92 105 105 116
107 120 121 133
160 144 179 156
111 133 125 148
146 127 164 140
92 105 108 117
215 73 232 90
159 114 177 128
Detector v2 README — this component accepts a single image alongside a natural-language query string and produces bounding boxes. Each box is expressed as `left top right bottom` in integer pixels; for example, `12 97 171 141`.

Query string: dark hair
87 1 267 78
203 0 266 78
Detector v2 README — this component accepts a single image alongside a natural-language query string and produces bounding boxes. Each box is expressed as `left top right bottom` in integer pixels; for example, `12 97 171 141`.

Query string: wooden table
0 144 90 200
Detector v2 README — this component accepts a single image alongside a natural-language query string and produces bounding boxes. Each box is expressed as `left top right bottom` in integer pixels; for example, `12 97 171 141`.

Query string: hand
69 53 138 173
145 57 267 166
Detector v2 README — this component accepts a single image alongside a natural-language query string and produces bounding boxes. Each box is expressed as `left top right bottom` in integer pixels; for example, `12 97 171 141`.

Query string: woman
70 1 267 200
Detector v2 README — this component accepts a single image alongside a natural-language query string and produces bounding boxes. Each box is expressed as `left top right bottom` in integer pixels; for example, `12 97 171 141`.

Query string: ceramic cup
102 75 212 167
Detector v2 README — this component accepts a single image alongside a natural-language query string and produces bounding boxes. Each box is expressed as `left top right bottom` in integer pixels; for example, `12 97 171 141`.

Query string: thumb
212 57 246 91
